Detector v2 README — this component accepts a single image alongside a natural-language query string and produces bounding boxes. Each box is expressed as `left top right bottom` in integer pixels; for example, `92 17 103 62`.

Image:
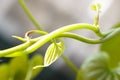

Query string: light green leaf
44 42 64 66
9 55 29 80
77 52 120 80
0 64 10 80
31 54 43 79
100 23 120 68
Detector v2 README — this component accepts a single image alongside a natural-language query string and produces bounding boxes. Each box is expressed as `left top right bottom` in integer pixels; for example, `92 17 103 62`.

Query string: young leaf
24 54 44 80
77 52 120 80
9 55 29 80
31 54 43 79
44 42 64 66
0 64 10 80
100 23 120 68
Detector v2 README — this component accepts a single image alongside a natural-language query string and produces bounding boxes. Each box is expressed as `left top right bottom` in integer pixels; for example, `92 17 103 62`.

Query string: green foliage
76 23 120 80
100 23 120 68
0 0 120 80
0 54 43 80
44 42 64 66
77 52 120 80
31 54 43 79
9 56 29 80
0 64 10 80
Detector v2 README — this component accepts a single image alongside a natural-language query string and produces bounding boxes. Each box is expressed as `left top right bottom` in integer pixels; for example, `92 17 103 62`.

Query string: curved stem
59 32 101 44
0 41 32 57
0 27 119 57
18 0 43 30
32 27 119 44
25 23 103 54
58 27 120 44
61 54 78 74
25 24 119 54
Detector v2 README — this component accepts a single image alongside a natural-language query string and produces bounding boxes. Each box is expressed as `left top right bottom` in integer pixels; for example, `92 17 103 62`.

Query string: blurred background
0 0 120 80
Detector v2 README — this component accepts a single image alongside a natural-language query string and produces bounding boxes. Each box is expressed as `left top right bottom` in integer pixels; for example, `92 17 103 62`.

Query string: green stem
59 32 101 44
0 27 119 57
61 54 78 74
25 23 103 54
25 23 120 54
18 0 43 30
32 28 120 44
24 28 119 44
58 27 120 43
0 41 32 57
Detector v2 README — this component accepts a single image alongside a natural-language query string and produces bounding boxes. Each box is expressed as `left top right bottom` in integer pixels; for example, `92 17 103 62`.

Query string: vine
0 0 120 79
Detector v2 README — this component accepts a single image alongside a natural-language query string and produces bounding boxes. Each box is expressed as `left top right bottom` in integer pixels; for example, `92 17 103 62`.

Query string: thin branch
18 0 43 30
61 54 78 74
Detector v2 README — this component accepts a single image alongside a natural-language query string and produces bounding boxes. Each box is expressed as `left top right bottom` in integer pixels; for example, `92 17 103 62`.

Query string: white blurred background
0 0 120 78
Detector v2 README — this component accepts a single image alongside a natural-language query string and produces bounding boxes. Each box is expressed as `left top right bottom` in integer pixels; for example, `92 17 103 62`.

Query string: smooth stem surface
25 23 102 54
58 28 120 43
18 0 43 30
20 27 120 44
0 41 32 57
0 27 119 57
58 32 101 44
61 54 78 74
